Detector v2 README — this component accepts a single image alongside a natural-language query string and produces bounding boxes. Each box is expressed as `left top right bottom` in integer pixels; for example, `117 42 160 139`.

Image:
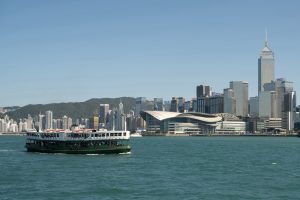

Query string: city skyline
1 1 300 107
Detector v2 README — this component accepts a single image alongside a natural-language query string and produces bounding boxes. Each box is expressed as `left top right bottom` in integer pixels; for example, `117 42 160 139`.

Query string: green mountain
6 97 137 120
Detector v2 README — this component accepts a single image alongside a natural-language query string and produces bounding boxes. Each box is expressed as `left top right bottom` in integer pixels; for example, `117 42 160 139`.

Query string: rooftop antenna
265 28 268 47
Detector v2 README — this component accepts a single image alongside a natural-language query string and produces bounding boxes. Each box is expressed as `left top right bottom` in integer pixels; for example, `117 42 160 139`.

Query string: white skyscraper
26 114 33 130
62 115 68 130
67 117 73 129
45 110 53 130
38 114 44 132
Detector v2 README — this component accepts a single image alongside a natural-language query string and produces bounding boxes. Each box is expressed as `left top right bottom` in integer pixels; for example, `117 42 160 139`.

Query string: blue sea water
0 135 299 200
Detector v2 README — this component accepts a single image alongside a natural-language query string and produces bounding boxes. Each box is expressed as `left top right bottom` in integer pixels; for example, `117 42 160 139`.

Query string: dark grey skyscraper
99 104 109 125
170 97 179 112
282 91 296 131
196 85 211 98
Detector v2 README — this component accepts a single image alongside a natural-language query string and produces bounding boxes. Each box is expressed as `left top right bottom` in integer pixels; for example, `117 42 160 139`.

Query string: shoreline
1 132 298 137
143 133 299 137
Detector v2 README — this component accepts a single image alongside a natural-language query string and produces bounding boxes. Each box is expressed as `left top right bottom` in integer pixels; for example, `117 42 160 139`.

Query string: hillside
6 97 137 120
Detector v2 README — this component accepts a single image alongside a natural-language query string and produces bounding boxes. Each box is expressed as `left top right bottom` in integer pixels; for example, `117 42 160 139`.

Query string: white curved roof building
140 111 222 135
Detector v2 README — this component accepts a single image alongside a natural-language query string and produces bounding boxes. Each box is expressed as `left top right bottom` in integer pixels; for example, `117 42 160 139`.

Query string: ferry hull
26 144 131 154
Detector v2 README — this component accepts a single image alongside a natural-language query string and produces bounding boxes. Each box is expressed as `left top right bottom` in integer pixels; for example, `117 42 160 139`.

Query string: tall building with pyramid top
258 32 275 93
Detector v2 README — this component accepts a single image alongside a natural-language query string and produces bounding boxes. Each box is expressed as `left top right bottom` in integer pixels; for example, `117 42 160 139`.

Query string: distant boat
25 129 131 154
130 132 143 137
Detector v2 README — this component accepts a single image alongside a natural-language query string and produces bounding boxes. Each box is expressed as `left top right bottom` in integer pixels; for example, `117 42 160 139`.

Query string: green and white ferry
25 129 131 154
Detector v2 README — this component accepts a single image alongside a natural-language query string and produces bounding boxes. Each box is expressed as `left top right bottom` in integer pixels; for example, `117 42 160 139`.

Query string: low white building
216 121 246 134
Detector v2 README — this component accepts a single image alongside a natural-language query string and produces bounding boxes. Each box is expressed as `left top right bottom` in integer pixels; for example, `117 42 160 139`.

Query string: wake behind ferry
25 129 131 154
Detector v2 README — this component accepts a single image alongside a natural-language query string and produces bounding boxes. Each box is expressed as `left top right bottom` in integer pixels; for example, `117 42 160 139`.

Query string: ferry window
102 134 105 137
106 133 109 137
118 133 121 136
110 133 113 137
123 133 126 136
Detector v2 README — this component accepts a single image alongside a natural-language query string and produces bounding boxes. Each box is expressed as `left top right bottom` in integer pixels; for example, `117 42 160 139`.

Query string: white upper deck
26 130 131 141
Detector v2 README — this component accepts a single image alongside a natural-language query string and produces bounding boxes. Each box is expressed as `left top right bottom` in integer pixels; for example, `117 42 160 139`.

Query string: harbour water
0 135 299 200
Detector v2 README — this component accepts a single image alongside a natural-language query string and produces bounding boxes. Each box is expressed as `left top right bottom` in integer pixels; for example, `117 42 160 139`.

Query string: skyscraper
135 97 147 116
178 97 185 113
170 97 179 112
196 84 212 113
230 81 249 117
258 33 275 93
259 91 278 118
282 91 297 131
114 101 125 131
99 104 109 126
196 85 211 98
62 115 68 130
249 96 259 117
38 114 44 132
45 110 53 130
154 98 163 111
223 88 236 114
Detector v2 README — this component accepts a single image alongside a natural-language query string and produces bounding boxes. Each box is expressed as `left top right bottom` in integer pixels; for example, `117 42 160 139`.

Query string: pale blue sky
1 0 299 106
